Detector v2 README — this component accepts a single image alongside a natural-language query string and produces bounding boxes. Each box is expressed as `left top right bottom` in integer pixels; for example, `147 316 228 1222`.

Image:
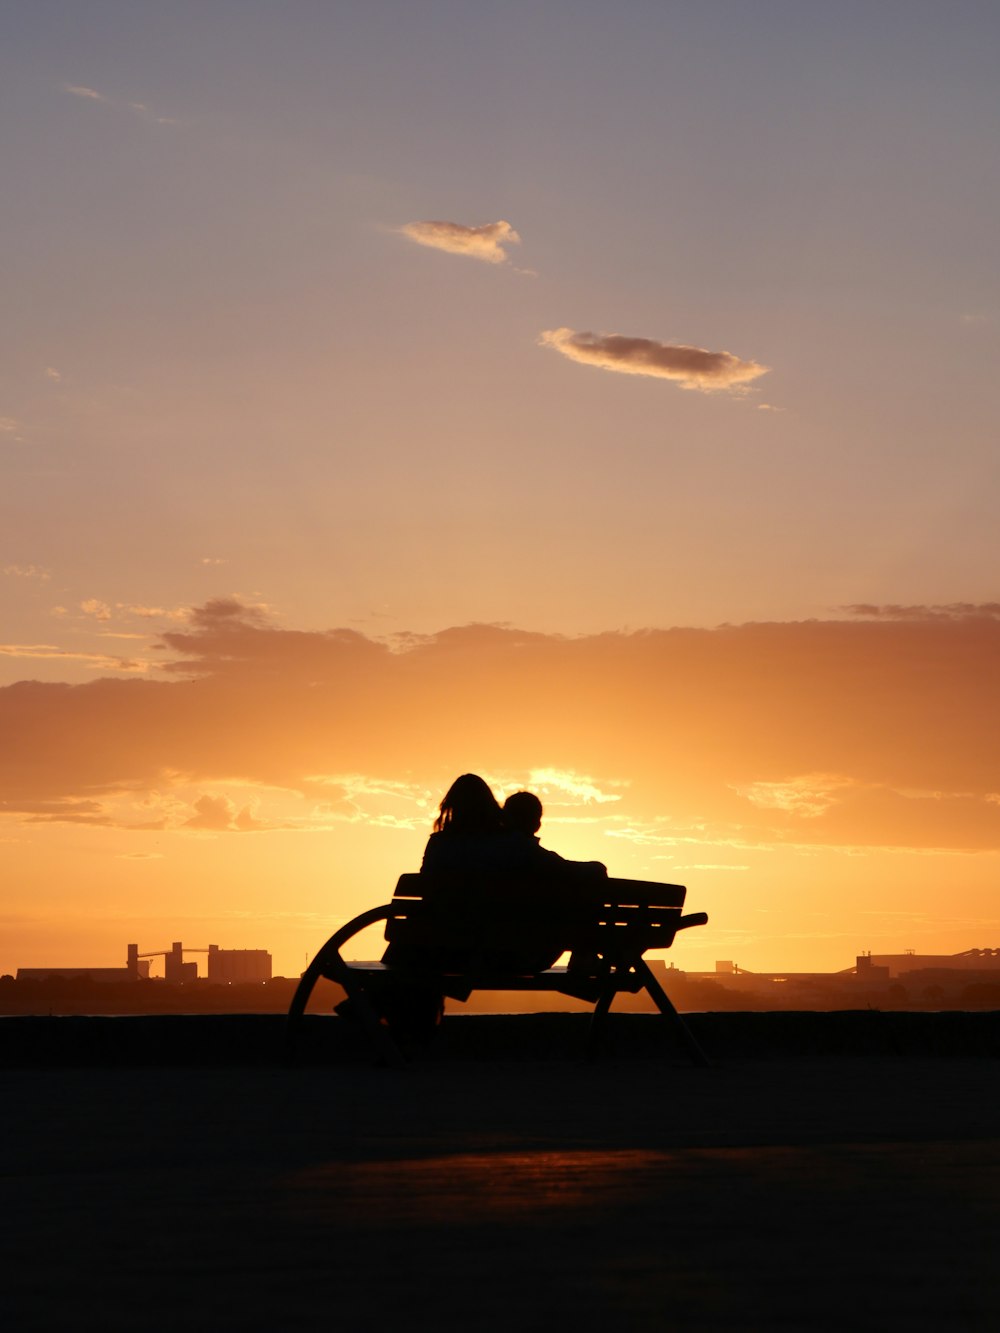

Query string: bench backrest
385 873 688 964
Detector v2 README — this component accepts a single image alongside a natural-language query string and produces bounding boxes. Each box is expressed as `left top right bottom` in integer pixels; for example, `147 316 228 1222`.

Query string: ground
1 1017 997 1330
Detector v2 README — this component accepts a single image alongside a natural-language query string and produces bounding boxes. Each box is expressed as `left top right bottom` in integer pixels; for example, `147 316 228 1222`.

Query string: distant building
207 945 272 983
856 948 1000 978
17 943 149 983
17 940 273 984
854 954 891 982
163 941 198 983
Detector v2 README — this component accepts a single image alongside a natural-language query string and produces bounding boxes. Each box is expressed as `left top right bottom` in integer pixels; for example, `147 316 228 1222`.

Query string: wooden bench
286 872 710 1066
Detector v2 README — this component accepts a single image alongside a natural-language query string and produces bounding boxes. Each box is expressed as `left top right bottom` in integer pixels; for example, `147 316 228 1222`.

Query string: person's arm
532 839 607 879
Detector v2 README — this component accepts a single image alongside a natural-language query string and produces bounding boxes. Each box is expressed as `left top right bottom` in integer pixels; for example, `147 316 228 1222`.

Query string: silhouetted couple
377 773 608 1044
421 773 608 880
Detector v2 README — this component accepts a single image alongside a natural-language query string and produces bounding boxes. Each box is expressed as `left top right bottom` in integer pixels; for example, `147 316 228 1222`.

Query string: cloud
64 85 107 102
3 600 1000 851
0 418 20 434
0 644 147 672
19 802 115 827
128 101 181 126
527 768 624 806
3 565 50 581
397 219 520 265
63 83 180 125
538 327 769 392
45 367 62 382
185 794 264 832
845 602 1000 622
70 599 196 630
120 603 189 621
734 774 855 818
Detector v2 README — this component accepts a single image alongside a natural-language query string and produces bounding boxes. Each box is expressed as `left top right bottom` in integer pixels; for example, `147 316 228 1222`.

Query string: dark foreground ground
2 1014 998 1331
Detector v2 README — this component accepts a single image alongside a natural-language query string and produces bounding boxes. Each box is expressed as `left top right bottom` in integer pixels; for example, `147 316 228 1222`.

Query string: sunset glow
3 4 999 980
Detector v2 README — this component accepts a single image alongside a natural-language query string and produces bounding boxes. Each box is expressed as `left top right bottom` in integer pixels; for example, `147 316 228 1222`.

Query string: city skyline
3 3 999 978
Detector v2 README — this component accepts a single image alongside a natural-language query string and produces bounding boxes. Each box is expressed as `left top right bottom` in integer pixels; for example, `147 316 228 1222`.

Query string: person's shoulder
420 832 449 870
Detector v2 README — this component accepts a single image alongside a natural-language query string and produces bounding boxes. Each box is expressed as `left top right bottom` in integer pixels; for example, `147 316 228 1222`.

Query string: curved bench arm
285 904 394 1049
315 903 395 966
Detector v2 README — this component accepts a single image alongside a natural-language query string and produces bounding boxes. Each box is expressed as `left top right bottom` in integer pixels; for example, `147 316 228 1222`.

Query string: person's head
433 773 503 835
502 790 543 835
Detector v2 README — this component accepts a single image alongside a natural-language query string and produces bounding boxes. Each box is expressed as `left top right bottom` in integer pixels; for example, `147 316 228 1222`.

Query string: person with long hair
420 773 507 872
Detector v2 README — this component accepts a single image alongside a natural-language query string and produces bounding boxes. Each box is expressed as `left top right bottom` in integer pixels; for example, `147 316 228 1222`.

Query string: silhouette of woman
420 772 507 873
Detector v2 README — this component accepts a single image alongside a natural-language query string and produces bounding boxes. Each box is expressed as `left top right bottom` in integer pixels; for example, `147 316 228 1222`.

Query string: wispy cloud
44 367 62 382
845 602 1000 621
78 599 189 625
63 83 180 126
3 564 50 581
733 774 855 818
128 101 181 126
527 768 624 806
0 644 148 672
64 84 107 102
397 219 521 265
303 772 432 830
538 327 769 392
122 604 189 621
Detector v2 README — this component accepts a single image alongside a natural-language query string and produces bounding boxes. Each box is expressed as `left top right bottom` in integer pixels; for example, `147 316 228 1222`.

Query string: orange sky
3 600 999 976
3 6 999 977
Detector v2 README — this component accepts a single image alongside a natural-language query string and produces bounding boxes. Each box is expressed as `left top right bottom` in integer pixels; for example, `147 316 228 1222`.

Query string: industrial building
144 942 272 982
855 948 1000 979
17 941 272 983
17 944 150 983
206 944 271 983
674 947 1000 1003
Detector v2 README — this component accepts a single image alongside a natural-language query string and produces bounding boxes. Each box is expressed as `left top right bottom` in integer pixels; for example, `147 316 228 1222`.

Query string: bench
286 872 710 1066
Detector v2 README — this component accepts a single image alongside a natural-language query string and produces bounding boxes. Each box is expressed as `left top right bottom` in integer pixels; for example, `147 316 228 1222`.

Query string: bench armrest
676 912 708 931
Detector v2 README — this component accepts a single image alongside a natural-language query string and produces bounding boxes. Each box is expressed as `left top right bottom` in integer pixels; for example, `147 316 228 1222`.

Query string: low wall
2 1009 999 1066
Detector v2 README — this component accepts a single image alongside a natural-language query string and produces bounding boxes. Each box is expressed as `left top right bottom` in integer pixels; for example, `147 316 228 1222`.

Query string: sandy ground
1 1020 998 1330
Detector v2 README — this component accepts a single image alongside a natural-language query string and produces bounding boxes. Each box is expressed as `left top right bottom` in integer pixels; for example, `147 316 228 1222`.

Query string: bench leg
285 950 406 1069
284 951 331 1065
587 989 616 1060
636 961 711 1067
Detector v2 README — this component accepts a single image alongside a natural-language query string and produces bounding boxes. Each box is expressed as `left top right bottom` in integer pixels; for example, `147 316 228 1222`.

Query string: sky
2 1 999 979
